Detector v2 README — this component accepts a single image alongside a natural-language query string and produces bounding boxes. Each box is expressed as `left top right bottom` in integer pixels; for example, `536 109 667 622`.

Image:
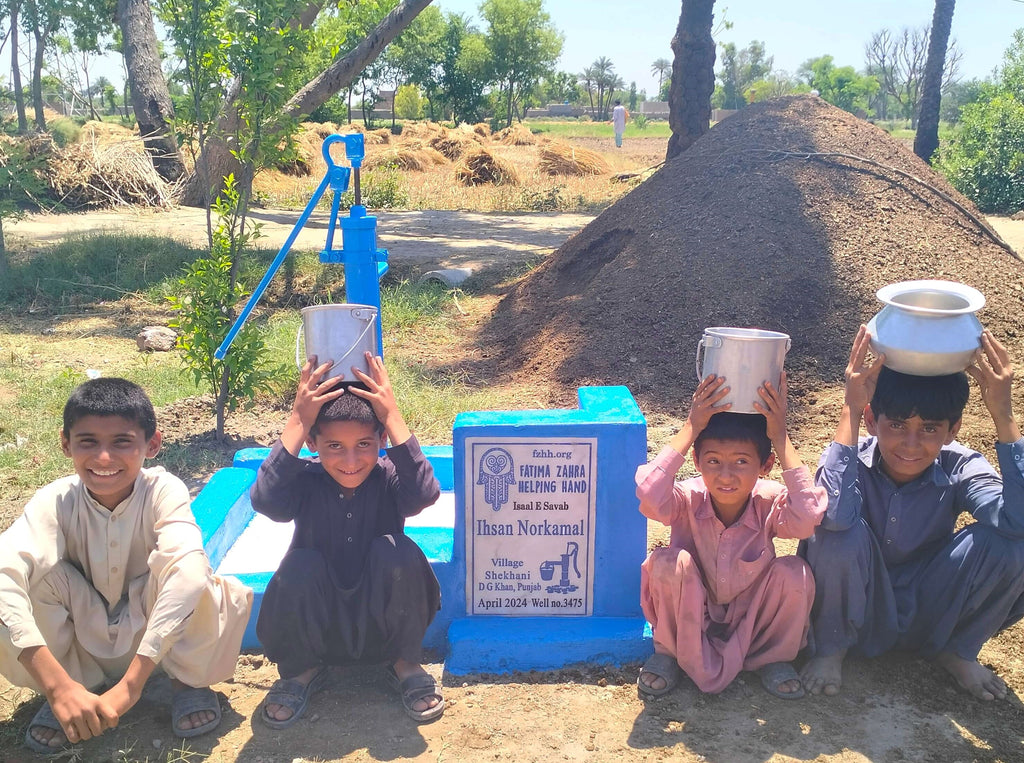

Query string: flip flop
260 667 329 730
637 652 682 700
24 701 70 755
757 661 806 700
384 666 445 723
172 686 223 739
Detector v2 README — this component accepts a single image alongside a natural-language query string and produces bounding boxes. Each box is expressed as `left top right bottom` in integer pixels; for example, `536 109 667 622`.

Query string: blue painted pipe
214 135 358 360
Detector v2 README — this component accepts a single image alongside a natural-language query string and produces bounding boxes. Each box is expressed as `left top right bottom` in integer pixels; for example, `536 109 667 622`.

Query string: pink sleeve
767 465 828 540
635 446 689 526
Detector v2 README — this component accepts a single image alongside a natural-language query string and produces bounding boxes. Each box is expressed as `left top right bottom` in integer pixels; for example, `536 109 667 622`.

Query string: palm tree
666 0 717 160
651 58 671 95
914 0 956 162
590 57 616 118
579 66 598 117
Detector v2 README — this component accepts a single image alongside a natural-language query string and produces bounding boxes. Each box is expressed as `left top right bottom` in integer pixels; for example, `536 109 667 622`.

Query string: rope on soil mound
760 150 1018 260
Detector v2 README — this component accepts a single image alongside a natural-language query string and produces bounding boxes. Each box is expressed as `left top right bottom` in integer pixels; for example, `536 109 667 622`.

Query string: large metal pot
866 280 984 376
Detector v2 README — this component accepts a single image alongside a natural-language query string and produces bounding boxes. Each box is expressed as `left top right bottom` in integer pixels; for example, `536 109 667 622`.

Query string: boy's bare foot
936 652 1007 701
392 658 441 714
27 710 67 750
264 666 322 723
800 650 846 696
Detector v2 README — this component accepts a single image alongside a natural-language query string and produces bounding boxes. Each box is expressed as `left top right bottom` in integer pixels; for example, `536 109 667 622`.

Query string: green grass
523 118 671 139
0 234 513 523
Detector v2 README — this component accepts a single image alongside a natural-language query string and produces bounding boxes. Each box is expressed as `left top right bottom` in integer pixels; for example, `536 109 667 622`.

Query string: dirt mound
484 95 1023 438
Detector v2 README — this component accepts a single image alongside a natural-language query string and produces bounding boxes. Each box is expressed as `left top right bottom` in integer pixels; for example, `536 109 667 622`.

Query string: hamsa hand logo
477 447 515 511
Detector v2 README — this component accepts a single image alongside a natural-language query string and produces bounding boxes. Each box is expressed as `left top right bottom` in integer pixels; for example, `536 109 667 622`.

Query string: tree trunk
666 0 717 160
914 0 955 163
117 0 185 181
31 28 46 129
10 2 28 133
177 0 434 207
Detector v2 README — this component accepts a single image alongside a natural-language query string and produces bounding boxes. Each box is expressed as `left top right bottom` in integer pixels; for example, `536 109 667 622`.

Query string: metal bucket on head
695 327 791 414
296 304 379 381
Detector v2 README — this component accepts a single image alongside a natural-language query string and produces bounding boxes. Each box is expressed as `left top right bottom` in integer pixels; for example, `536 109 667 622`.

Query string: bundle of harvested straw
363 143 448 172
364 128 392 145
496 125 537 146
454 146 520 186
429 129 479 160
48 142 170 208
537 142 609 176
472 122 492 138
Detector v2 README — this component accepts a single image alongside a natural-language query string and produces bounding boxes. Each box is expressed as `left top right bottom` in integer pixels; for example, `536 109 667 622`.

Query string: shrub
49 118 81 147
633 113 649 130
938 91 1024 214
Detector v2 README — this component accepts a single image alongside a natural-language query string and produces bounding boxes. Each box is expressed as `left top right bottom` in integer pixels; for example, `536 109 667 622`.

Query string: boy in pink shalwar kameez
636 373 827 700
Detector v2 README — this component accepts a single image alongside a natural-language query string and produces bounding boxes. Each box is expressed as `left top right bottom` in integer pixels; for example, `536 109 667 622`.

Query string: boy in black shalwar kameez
252 353 443 727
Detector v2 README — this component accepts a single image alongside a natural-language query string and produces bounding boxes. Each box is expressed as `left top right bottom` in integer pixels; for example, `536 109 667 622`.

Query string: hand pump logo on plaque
466 437 597 615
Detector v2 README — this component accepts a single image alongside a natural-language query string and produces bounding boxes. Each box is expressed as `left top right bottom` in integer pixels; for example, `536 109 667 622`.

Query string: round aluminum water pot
866 280 984 376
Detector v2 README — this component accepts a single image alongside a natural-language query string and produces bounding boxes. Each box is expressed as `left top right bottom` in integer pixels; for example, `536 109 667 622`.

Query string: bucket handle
695 333 723 382
295 310 379 373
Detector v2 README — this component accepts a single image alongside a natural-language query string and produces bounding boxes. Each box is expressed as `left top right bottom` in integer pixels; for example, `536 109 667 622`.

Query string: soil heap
484 95 1023 446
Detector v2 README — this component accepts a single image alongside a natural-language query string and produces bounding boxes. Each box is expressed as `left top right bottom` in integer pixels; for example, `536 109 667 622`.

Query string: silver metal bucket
696 327 791 414
296 304 378 381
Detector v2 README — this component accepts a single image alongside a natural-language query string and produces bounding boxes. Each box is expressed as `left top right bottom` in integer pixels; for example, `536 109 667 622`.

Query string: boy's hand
967 330 1021 443
350 353 412 446
292 357 347 431
754 374 788 448
687 374 731 435
844 325 885 413
50 681 119 743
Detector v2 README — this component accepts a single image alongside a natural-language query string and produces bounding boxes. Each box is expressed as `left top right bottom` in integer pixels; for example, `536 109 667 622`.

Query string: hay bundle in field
472 122 491 138
363 143 448 171
48 142 170 208
364 128 392 144
538 141 609 176
401 121 446 140
429 129 479 160
455 146 520 186
340 122 365 133
307 121 339 139
79 121 142 151
496 125 537 145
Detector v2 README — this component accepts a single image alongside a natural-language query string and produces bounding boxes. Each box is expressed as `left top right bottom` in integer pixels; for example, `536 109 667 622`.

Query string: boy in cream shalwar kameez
0 378 251 754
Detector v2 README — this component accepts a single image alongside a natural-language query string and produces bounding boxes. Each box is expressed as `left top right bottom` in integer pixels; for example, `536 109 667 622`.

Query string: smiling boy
0 378 252 754
251 353 443 728
800 326 1024 700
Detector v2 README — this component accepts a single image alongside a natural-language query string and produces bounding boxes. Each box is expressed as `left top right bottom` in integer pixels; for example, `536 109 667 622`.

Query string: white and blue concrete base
189 386 654 674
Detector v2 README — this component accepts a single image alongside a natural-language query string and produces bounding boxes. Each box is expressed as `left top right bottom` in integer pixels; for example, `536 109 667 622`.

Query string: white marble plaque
465 437 597 615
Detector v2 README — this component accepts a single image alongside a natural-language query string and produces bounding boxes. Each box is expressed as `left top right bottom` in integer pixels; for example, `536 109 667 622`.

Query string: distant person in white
612 100 628 148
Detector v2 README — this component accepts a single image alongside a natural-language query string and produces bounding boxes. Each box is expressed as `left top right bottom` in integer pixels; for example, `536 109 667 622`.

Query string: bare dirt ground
2 208 1024 763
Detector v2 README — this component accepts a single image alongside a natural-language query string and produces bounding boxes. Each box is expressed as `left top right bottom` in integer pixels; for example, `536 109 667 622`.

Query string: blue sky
436 0 1019 98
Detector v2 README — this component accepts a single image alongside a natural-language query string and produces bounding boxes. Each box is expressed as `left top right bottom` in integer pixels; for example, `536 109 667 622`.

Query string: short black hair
614 99 622 105
870 366 970 425
310 384 383 439
694 412 772 464
63 378 157 439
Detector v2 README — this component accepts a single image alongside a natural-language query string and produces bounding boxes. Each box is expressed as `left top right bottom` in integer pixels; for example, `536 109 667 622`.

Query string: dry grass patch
78 121 141 150
472 122 491 138
538 141 609 176
454 146 520 186
365 128 391 144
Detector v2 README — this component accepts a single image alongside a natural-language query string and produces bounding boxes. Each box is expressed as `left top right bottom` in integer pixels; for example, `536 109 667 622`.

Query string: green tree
481 0 563 127
938 30 1024 214
650 57 670 95
394 82 423 118
940 78 986 123
436 12 490 124
798 55 879 114
716 40 772 109
388 5 445 119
